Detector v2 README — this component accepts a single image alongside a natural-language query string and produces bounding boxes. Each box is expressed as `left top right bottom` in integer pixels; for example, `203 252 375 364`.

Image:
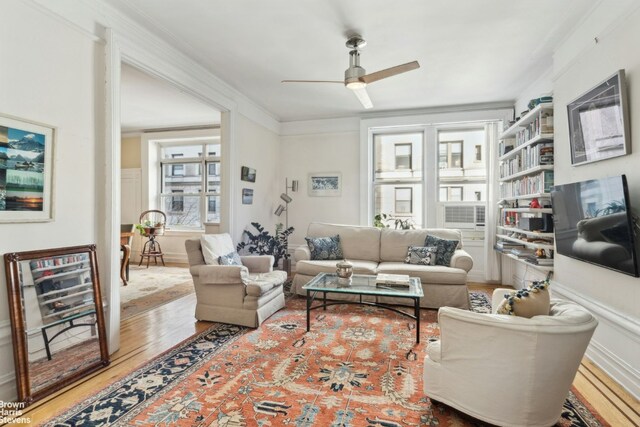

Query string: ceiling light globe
346 81 366 90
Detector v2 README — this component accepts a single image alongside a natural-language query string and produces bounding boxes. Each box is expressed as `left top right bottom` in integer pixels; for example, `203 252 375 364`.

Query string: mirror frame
4 244 110 405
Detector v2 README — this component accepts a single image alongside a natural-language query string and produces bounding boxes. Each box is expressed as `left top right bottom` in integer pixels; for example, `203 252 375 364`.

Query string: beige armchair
185 238 286 328
423 289 598 427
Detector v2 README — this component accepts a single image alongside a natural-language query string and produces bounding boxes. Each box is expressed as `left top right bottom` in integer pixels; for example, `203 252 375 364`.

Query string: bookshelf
497 103 555 273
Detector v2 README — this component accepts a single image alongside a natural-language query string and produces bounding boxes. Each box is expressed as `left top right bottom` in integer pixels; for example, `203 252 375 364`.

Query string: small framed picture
568 69 631 166
0 114 55 222
241 166 256 182
242 188 253 204
308 172 342 197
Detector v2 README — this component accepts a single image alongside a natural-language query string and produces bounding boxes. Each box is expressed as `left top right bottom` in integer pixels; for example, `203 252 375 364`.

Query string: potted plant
236 222 294 269
135 220 165 237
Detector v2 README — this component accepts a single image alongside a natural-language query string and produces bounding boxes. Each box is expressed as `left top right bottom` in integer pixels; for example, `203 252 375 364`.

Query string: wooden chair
120 224 134 285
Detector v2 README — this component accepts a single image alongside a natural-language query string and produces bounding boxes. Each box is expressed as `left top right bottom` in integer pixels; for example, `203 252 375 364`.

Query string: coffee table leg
415 297 420 344
323 292 326 310
306 290 311 332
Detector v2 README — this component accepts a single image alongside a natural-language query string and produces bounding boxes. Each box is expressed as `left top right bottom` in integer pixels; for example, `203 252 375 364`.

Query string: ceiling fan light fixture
346 80 366 90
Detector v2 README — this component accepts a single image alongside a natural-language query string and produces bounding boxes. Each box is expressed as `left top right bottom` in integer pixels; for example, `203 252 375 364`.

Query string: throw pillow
305 235 344 260
200 233 235 265
218 251 243 266
496 280 550 318
405 246 437 265
424 235 459 266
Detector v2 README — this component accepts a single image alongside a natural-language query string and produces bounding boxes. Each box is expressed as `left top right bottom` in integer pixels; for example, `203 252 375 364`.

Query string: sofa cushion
496 280 550 318
218 251 242 266
307 223 381 262
244 271 287 297
405 246 437 265
380 228 462 262
305 235 344 260
296 260 378 276
425 235 459 266
201 233 235 265
376 262 467 285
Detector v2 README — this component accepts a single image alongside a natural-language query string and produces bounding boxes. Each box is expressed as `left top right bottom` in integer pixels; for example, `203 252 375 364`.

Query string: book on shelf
375 273 411 288
509 248 536 258
524 256 553 265
495 241 525 249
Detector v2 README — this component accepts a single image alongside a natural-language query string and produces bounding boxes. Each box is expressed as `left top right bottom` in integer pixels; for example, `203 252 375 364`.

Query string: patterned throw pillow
305 235 344 260
218 251 243 266
496 280 550 318
405 246 437 265
424 235 459 266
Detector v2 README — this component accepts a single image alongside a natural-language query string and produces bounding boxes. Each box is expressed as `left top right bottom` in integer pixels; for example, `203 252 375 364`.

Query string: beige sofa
292 223 473 309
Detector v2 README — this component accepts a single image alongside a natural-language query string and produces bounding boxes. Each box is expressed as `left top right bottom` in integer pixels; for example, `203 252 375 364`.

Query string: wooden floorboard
7 283 637 426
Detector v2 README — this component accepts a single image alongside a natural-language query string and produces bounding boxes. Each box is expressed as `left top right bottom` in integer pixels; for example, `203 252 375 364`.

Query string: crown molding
27 0 280 134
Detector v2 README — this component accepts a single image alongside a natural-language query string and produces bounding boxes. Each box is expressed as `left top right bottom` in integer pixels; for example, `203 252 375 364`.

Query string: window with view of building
160 141 221 229
394 143 412 169
438 129 486 202
395 187 413 214
373 133 423 226
439 141 463 169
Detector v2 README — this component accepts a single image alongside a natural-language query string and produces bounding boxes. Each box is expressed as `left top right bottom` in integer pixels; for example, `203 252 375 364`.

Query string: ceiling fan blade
352 86 373 109
361 61 420 84
281 80 344 84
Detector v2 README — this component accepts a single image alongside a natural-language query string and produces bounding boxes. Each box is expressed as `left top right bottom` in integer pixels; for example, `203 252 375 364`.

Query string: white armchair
185 237 286 328
423 289 598 427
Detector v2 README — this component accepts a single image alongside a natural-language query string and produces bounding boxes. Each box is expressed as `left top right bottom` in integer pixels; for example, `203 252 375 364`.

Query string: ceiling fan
282 35 420 109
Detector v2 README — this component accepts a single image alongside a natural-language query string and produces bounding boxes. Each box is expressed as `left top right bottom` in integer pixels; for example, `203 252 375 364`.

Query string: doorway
118 63 223 319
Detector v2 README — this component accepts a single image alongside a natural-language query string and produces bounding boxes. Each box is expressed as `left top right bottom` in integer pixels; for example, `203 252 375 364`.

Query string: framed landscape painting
0 115 54 222
308 172 342 197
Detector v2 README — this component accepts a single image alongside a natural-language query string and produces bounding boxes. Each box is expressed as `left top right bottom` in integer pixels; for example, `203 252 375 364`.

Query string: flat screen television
551 175 639 277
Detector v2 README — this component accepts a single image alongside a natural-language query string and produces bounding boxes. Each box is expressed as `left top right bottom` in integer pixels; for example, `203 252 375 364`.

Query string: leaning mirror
4 244 109 404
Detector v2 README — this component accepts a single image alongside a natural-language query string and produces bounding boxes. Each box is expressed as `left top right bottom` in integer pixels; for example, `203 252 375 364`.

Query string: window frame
439 140 463 169
159 141 221 229
394 186 413 215
394 143 412 170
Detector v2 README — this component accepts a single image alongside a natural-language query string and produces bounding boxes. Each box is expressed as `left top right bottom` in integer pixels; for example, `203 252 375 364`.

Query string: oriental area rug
46 295 605 426
120 265 194 319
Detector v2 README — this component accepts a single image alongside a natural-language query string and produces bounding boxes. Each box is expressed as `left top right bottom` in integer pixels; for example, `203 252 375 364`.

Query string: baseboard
130 251 187 265
551 280 640 399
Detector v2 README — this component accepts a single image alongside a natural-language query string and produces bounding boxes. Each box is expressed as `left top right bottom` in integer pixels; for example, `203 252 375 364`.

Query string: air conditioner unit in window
442 204 486 231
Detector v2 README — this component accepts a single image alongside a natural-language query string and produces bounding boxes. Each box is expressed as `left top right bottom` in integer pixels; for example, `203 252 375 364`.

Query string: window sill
164 229 205 237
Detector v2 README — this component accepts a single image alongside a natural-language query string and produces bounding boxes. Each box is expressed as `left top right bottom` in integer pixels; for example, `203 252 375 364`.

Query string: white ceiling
120 63 221 132
110 0 598 122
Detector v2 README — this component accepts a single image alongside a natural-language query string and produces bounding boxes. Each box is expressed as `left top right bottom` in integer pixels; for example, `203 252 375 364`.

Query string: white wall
233 114 282 244
0 0 102 401
549 0 640 398
280 130 361 247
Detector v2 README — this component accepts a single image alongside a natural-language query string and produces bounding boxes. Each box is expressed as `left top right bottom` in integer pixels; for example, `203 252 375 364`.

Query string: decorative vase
336 259 353 285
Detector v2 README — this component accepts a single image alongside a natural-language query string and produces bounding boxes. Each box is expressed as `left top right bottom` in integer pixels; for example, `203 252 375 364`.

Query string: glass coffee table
302 273 423 343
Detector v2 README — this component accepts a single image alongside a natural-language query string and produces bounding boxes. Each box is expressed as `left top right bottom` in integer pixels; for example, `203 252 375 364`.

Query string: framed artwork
242 188 253 205
308 172 342 197
240 166 256 183
568 69 630 166
0 115 55 222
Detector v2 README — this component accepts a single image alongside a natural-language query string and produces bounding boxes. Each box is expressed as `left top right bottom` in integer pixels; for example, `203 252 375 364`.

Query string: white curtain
484 121 501 282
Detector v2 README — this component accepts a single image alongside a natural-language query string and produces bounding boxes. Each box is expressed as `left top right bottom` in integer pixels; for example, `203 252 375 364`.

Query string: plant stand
139 234 165 268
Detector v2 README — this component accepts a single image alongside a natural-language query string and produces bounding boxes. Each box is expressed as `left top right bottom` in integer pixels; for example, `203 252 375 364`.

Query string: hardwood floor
7 284 639 426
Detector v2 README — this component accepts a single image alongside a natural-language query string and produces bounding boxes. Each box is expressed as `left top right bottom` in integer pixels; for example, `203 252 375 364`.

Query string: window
439 141 463 168
475 144 482 162
394 187 413 214
160 142 221 228
171 154 184 176
475 191 482 201
394 143 412 169
440 186 463 201
373 133 423 227
171 190 184 212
